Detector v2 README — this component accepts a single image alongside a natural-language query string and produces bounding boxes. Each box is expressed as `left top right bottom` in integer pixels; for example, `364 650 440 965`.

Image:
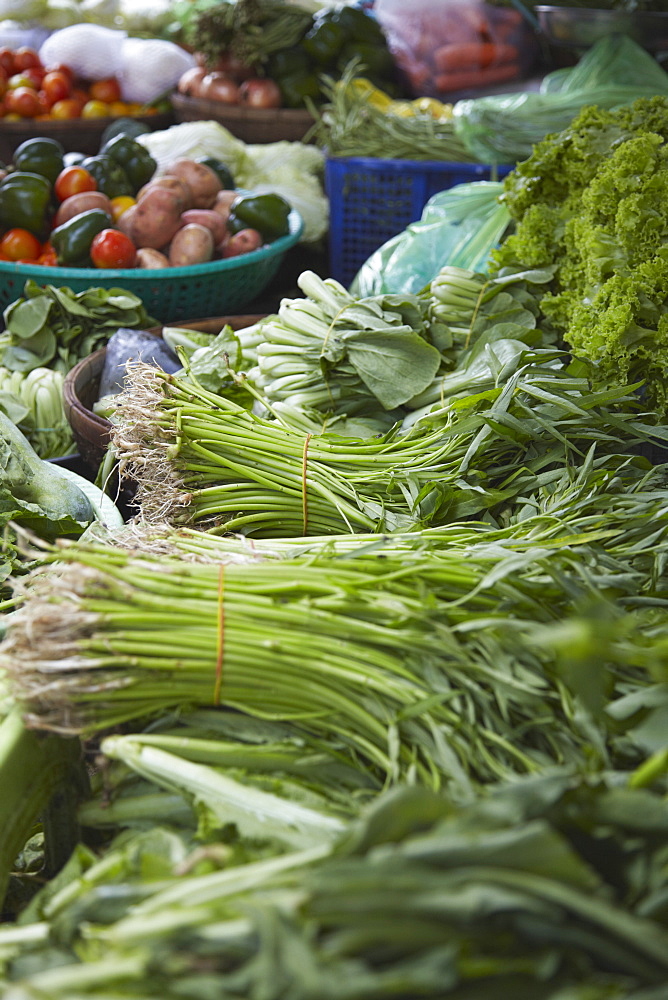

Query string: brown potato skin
220 227 263 258
137 176 193 211
163 159 222 209
53 192 114 228
180 209 227 246
131 188 186 250
136 247 170 269
116 203 138 237
168 223 215 266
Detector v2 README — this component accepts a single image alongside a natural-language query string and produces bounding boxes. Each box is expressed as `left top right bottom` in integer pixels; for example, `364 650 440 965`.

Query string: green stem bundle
111 356 665 537
2 522 661 792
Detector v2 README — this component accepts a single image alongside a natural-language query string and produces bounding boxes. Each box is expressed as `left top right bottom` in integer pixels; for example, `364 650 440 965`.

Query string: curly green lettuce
492 97 668 415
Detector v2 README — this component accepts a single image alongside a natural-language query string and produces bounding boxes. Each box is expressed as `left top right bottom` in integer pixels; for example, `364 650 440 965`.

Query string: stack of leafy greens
491 94 668 418
0 282 155 459
2 766 668 998
5 82 668 1000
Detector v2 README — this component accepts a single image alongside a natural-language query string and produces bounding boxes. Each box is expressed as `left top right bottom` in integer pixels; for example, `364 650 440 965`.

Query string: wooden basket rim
171 93 315 125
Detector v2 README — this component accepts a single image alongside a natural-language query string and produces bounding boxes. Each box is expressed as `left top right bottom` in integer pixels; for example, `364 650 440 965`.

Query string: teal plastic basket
0 210 303 323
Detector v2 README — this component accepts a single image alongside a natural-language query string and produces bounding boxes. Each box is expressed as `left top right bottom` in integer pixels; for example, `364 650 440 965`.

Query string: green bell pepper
196 156 235 190
336 5 387 44
80 155 133 200
101 135 157 194
63 151 86 168
337 41 395 78
0 172 53 239
228 193 291 241
302 18 346 66
50 208 114 267
267 48 312 80
277 69 322 108
13 137 65 186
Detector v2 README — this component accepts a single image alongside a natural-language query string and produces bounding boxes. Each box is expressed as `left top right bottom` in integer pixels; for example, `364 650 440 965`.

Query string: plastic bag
351 181 511 297
39 24 126 81
374 0 537 99
454 35 668 164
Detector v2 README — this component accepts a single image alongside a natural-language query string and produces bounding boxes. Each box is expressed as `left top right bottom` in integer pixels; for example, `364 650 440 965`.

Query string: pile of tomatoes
0 46 157 121
0 164 138 268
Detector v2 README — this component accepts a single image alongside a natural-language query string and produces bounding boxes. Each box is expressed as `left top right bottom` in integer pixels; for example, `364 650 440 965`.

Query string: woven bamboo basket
63 314 266 474
171 93 314 144
0 110 174 165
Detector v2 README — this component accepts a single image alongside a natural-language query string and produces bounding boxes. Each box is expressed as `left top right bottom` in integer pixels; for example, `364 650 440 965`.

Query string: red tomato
44 63 74 82
36 241 58 266
54 166 97 202
5 86 41 118
90 229 137 269
13 48 42 72
41 70 71 105
20 66 44 89
50 98 81 119
70 86 89 109
0 228 42 261
0 48 15 76
89 77 121 103
35 92 51 115
0 77 6 100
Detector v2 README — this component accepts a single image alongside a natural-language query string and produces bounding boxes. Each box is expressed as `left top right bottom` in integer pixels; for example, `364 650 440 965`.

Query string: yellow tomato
110 195 136 221
81 99 111 118
109 100 132 117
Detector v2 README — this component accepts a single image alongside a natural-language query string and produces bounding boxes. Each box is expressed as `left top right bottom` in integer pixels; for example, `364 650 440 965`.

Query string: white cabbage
139 123 328 243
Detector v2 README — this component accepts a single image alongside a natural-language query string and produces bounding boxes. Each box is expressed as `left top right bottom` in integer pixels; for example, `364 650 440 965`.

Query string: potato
136 247 170 269
163 159 222 209
180 209 227 246
116 203 138 238
137 175 193 211
131 188 185 250
168 223 214 267
211 189 237 224
219 227 263 258
53 191 114 228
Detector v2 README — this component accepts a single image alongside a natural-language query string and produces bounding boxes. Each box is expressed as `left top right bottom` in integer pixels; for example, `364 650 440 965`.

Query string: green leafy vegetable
0 282 156 375
492 95 668 417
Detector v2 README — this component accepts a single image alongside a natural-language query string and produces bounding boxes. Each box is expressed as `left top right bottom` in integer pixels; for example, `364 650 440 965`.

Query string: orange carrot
433 61 521 95
433 41 520 73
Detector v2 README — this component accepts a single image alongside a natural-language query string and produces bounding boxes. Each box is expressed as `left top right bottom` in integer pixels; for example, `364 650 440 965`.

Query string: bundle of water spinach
3 516 665 792
111 348 665 535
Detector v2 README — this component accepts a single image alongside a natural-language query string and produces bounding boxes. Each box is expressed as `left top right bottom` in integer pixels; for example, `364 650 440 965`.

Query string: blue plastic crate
325 156 512 288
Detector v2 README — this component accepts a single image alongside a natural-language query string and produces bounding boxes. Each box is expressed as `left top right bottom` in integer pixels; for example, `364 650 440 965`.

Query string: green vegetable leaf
342 327 441 409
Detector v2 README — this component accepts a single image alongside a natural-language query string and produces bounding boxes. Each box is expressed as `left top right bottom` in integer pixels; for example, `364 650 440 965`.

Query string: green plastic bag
351 181 510 297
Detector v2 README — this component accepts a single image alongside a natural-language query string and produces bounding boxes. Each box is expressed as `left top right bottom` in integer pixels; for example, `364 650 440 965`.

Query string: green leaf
3 294 52 340
343 328 441 410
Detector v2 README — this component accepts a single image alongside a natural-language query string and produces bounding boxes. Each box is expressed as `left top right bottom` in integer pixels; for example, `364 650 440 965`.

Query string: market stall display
4 9 668 998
